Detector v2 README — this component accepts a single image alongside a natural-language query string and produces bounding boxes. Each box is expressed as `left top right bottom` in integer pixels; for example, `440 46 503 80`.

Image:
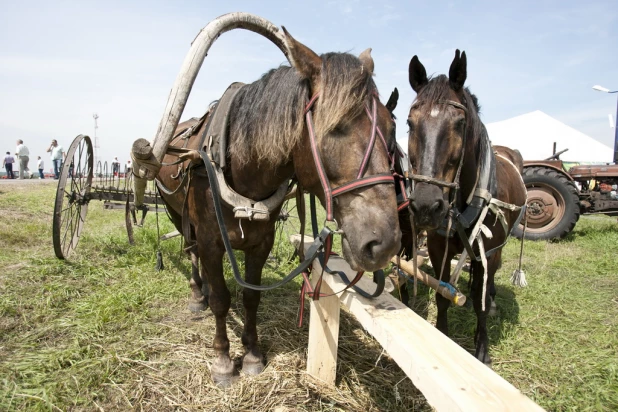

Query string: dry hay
98 287 429 411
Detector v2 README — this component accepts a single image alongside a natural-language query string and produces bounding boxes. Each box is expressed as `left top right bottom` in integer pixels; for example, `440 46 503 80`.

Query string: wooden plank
291 235 544 412
306 273 340 385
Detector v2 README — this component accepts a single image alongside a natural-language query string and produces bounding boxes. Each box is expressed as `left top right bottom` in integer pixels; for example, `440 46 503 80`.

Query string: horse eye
456 118 465 133
332 124 346 135
407 119 415 133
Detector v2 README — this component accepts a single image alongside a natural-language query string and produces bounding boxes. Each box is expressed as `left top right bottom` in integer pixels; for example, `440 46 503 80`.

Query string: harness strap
308 194 386 300
196 149 332 291
357 99 378 178
331 174 394 197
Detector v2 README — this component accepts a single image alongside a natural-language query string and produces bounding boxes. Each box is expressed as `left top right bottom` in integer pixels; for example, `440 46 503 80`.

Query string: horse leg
197 242 235 385
471 250 500 366
429 238 456 335
188 246 209 312
488 281 498 317
399 280 410 307
241 237 274 375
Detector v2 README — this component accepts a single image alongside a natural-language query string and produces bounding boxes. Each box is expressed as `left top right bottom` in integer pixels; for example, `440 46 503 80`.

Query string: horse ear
408 55 428 93
385 87 399 112
358 48 374 75
448 49 467 91
282 26 321 81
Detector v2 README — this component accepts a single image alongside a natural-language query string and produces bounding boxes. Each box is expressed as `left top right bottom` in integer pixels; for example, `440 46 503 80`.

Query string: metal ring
323 218 344 234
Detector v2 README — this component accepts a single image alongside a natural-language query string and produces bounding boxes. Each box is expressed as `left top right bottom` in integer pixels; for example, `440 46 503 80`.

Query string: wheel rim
525 182 566 234
53 135 93 259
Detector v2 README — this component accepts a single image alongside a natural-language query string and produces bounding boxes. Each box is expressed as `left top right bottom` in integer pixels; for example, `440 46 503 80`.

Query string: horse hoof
188 299 208 313
488 300 498 317
242 352 265 376
242 360 265 376
212 373 239 388
211 358 236 386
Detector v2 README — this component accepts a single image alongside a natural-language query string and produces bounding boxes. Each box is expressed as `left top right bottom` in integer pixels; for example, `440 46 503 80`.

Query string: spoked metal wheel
53 135 94 259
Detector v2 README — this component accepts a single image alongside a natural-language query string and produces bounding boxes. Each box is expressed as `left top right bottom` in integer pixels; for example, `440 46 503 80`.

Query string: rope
410 215 418 307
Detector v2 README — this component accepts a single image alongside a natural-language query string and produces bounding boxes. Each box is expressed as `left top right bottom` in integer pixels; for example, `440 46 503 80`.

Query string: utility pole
93 113 100 166
592 85 618 164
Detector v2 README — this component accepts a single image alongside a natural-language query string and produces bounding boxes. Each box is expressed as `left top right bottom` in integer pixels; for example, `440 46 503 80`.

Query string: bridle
298 91 401 309
304 91 396 223
408 99 468 206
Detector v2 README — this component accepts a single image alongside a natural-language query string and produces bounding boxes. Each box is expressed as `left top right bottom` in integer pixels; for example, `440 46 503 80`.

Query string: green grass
0 182 617 411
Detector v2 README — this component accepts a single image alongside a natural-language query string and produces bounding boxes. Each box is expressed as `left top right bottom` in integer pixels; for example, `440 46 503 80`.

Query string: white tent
485 110 614 163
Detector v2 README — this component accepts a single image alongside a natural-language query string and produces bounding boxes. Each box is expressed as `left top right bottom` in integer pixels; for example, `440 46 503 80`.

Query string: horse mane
411 74 488 172
229 53 375 165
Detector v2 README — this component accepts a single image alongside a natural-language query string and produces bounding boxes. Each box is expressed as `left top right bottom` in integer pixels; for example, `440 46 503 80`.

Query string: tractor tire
512 166 580 241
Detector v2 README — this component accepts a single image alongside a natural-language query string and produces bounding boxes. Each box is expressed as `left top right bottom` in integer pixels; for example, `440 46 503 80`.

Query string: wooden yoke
131 12 292 205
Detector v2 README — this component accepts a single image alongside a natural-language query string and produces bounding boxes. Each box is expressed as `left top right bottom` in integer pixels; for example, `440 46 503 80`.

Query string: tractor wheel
512 166 580 241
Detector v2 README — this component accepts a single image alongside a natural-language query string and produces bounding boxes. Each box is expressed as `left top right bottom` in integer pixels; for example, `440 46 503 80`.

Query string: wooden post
292 235 340 385
306 271 340 385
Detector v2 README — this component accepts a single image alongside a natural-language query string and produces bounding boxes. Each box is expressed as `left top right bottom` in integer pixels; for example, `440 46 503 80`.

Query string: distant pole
592 85 618 164
93 113 99 166
615 96 618 164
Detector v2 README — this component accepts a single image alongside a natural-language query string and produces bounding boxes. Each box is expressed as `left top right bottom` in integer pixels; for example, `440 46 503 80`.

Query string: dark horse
404 50 526 365
156 30 401 385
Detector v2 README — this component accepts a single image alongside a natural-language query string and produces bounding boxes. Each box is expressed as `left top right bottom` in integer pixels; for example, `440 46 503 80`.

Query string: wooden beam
291 235 544 412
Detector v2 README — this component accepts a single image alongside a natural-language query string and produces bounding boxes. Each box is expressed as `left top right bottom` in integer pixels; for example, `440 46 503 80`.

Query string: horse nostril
364 239 381 260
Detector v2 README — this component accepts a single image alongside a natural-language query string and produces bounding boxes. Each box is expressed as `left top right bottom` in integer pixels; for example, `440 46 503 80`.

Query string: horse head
284 29 401 271
406 50 474 231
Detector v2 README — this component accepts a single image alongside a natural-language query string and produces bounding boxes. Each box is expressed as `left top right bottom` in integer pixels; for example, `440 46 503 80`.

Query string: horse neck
459 131 480 205
225 154 294 203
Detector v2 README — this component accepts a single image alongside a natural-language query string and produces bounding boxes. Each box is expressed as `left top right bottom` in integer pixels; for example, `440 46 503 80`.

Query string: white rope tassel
238 219 245 239
510 268 528 287
478 234 488 312
511 213 528 287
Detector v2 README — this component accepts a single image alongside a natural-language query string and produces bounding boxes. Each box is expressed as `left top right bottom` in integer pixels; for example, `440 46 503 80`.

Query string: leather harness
155 84 400 315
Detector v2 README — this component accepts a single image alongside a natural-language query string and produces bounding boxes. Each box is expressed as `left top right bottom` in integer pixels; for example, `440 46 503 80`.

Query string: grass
0 181 617 411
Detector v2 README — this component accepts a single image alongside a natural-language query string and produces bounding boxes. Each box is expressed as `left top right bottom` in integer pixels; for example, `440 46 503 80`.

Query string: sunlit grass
0 182 616 410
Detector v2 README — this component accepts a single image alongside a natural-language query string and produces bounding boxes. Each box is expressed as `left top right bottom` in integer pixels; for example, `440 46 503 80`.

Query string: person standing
47 139 65 180
37 156 45 179
112 157 120 177
15 139 30 179
3 152 15 179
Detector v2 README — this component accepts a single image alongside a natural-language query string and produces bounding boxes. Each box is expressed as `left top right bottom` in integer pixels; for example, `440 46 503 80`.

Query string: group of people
2 139 65 180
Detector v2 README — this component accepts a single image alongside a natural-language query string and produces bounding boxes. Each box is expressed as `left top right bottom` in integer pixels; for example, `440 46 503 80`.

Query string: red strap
357 99 378 178
331 174 394 197
364 104 393 165
304 93 320 114
306 110 334 221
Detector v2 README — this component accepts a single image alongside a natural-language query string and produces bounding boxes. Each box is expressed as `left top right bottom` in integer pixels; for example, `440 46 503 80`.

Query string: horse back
494 153 527 230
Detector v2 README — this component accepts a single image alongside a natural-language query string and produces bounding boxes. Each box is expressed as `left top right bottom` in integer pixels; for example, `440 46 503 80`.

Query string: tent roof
485 110 613 163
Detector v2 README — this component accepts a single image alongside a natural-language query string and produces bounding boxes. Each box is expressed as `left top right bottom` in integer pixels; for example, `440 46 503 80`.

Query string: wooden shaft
150 12 290 168
391 256 466 306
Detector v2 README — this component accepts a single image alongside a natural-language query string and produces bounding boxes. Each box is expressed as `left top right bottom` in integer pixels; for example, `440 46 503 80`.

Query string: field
1 181 617 411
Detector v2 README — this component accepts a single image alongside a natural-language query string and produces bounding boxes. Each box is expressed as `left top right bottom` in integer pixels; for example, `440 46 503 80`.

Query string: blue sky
1 0 616 164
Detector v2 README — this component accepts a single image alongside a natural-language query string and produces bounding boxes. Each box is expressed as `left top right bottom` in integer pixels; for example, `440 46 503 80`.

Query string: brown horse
405 50 526 365
156 31 401 385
